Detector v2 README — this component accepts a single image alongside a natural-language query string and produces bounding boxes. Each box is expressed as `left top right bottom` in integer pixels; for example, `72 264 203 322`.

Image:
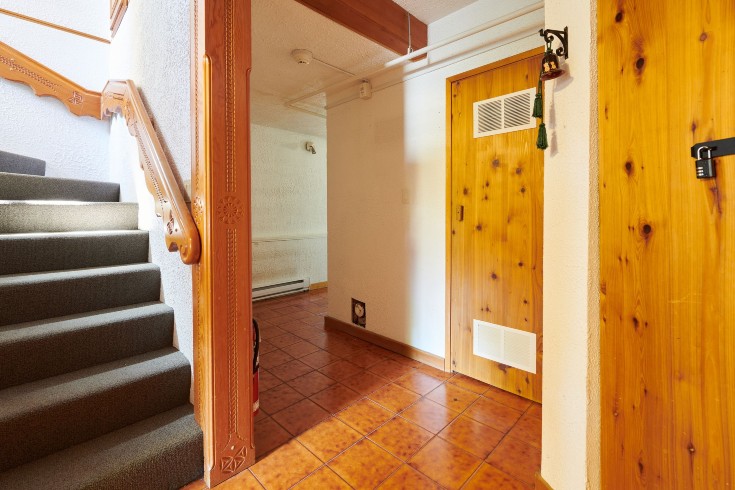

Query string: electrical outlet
351 298 366 328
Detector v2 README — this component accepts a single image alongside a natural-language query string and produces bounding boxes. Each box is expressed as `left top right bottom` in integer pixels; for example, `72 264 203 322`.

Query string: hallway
192 289 541 489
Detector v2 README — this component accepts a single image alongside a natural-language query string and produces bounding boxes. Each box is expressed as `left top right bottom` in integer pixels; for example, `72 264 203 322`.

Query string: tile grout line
254 291 539 487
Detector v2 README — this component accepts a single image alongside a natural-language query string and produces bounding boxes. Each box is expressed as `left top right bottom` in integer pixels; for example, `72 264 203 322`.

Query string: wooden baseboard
535 473 554 490
309 281 328 290
324 316 445 370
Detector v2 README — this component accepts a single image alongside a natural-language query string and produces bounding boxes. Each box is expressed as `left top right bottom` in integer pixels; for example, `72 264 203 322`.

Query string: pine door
449 50 544 402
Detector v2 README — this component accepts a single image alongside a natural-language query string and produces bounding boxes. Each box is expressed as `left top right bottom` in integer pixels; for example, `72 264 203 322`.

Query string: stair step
0 201 138 233
0 348 191 471
0 404 203 490
0 172 120 202
0 150 45 176
0 230 149 275
0 263 161 326
0 302 174 389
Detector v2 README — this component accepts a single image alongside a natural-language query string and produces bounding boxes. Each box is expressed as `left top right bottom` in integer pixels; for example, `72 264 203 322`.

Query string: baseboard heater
252 278 310 301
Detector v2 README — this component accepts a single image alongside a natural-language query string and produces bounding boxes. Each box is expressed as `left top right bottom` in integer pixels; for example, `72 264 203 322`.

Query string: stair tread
0 301 171 340
0 172 120 202
0 347 187 418
0 201 138 233
0 302 174 389
0 262 159 283
0 151 45 176
0 348 191 470
0 404 203 490
0 229 148 239
0 230 150 275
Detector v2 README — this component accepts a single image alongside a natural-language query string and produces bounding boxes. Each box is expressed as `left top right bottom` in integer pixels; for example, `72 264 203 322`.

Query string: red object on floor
253 319 260 415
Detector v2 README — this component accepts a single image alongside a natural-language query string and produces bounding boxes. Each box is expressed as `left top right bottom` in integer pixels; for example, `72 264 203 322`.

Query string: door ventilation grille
253 277 310 301
473 87 536 138
472 319 536 374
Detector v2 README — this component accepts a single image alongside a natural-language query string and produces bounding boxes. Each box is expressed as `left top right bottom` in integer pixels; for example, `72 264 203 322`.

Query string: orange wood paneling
448 49 544 402
599 0 735 487
191 0 254 486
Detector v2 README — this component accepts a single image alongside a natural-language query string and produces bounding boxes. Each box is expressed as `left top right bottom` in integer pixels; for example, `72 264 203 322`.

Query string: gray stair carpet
0 201 138 233
0 171 120 201
0 230 149 275
0 404 202 490
0 150 45 176
0 302 174 389
0 263 162 326
0 153 202 487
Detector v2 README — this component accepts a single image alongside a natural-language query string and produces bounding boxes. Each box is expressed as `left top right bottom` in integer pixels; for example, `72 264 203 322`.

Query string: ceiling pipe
284 1 545 117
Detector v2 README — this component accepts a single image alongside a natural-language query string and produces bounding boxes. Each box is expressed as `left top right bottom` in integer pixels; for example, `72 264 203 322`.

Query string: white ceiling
251 0 477 138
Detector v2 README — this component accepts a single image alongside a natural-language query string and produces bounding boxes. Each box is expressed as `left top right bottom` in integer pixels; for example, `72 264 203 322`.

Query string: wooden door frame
190 0 254 486
444 46 544 373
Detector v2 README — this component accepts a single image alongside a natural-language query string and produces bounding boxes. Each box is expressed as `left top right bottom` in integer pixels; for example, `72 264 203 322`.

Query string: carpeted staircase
0 151 203 489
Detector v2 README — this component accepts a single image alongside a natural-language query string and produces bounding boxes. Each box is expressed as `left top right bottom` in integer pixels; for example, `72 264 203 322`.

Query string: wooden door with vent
448 48 544 402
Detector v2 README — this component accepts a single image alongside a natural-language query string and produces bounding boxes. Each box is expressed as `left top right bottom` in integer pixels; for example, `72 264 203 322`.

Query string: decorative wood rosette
190 0 255 486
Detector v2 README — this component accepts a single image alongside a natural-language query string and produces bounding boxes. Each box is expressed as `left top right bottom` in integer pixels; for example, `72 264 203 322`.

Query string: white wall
329 1 602 486
251 124 327 287
326 0 543 357
0 0 109 180
108 0 195 367
541 0 600 488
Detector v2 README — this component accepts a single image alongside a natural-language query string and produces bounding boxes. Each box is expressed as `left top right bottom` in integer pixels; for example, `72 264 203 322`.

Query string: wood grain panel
191 0 255 486
599 0 735 487
293 0 426 55
448 49 544 403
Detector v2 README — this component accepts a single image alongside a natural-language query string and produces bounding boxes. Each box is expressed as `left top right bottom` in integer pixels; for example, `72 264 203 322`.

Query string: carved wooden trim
110 0 129 36
191 0 254 485
0 8 110 44
0 40 102 118
101 79 201 264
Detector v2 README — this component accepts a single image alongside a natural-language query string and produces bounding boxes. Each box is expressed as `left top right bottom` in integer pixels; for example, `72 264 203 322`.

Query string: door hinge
456 205 464 222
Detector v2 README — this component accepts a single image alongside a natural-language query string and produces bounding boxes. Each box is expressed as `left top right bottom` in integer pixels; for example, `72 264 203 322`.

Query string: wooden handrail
0 39 200 264
101 80 201 264
0 40 101 118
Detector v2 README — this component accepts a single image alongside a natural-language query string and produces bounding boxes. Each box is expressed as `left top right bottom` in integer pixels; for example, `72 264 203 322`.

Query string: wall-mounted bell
540 50 564 81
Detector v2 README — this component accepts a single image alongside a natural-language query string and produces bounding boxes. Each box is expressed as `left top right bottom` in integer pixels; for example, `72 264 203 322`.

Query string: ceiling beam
293 0 427 56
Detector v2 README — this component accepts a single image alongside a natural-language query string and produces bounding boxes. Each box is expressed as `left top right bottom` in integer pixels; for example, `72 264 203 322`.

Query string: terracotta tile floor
186 289 541 489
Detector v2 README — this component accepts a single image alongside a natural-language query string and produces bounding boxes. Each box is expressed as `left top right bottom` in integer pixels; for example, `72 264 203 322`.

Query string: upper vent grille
473 87 536 138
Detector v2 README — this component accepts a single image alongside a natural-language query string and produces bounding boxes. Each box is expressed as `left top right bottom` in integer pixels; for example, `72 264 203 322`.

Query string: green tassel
536 123 548 150
532 92 543 118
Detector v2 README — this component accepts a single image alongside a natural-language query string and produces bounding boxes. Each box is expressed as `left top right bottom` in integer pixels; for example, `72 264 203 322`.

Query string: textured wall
541 0 600 488
0 0 109 180
251 124 327 287
326 1 543 356
108 0 194 368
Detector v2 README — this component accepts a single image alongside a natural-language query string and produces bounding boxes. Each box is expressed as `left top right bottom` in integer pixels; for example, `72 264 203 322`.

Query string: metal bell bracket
539 27 569 59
